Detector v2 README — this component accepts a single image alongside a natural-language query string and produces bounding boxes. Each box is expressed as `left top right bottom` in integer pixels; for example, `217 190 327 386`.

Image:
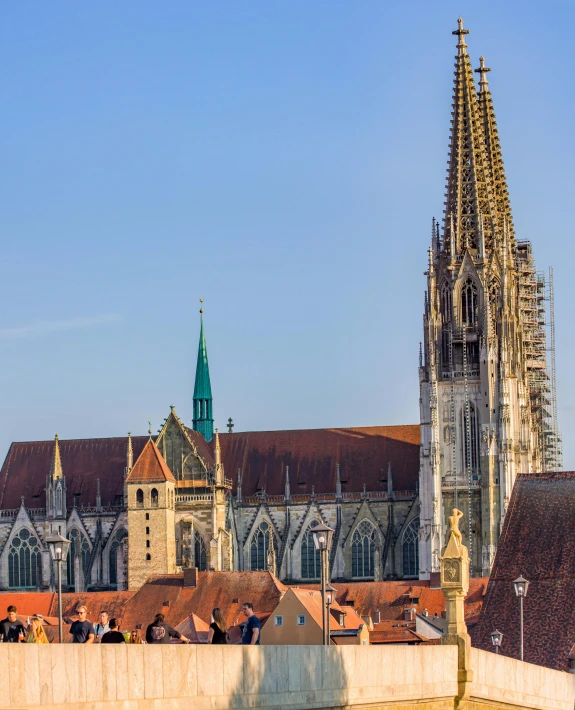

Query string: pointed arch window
352 520 376 579
301 520 321 579
461 278 478 325
250 521 277 571
151 488 159 507
109 528 127 587
194 530 207 571
402 519 419 578
8 528 42 588
136 489 144 508
461 403 479 473
66 529 90 587
441 283 452 322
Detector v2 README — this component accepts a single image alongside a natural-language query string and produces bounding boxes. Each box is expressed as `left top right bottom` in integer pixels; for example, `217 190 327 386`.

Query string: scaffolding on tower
516 242 562 471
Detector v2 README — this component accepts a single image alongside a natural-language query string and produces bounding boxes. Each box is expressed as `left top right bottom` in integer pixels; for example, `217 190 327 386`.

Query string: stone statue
448 508 463 545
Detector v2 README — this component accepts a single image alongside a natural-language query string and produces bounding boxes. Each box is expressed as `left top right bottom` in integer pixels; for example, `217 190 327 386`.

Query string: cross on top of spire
452 17 469 54
475 55 491 92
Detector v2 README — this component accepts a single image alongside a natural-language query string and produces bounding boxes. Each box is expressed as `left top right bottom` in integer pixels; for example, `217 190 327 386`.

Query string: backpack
150 624 166 641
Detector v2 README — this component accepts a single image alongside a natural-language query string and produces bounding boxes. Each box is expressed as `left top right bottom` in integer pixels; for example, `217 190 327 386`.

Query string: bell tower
419 19 556 579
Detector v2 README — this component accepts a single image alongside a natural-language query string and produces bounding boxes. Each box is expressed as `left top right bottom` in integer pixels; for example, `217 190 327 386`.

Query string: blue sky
1 1 574 468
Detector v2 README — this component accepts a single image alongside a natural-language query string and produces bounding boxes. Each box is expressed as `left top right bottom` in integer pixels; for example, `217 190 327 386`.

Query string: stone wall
2 644 573 710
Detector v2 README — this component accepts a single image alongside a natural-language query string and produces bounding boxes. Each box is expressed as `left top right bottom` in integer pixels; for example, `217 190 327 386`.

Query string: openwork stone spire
50 433 63 480
475 55 515 245
444 18 497 254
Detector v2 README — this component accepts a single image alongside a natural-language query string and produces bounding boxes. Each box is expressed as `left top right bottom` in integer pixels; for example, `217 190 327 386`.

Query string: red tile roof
297 578 487 622
0 592 55 617
0 436 148 509
370 620 427 644
212 425 420 496
473 471 575 671
125 440 175 483
119 570 287 633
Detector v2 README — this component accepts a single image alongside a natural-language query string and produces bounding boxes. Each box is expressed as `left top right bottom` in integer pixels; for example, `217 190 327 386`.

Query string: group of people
0 602 261 645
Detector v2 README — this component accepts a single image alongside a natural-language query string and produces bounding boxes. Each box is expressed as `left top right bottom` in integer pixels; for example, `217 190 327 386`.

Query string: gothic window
151 488 158 507
461 278 478 325
402 519 419 578
352 520 376 579
461 403 479 473
250 521 277 571
136 489 144 508
441 283 452 322
109 528 127 587
66 529 90 587
194 530 207 571
301 520 321 580
8 528 42 588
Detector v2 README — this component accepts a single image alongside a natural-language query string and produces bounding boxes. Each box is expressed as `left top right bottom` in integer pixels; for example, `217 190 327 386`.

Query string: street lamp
489 629 503 654
325 584 337 647
311 523 334 646
46 533 71 643
513 575 529 662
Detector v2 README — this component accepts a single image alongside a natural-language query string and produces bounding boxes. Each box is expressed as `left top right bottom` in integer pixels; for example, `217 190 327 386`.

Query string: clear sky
1 1 574 469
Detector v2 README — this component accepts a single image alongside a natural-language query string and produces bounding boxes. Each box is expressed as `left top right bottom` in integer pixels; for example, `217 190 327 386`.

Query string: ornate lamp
311 523 334 551
489 629 503 654
45 533 71 643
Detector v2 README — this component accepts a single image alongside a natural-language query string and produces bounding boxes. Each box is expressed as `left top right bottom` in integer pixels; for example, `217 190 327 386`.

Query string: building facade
418 19 560 580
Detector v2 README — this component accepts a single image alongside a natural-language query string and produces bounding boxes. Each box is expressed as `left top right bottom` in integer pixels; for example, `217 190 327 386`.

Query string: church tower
192 304 214 443
419 19 556 579
126 438 176 590
45 434 67 535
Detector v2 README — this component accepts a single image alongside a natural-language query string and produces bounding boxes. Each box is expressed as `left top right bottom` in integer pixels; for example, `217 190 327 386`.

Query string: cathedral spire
193 301 214 443
475 55 514 245
444 18 497 255
50 434 63 480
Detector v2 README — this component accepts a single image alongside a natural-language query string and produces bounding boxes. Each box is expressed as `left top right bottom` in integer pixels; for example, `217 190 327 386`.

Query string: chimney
422 608 429 617
374 609 381 624
183 567 198 588
403 607 415 622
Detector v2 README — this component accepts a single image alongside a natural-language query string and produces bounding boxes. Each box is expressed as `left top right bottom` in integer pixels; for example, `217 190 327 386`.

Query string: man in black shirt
70 606 95 644
101 618 125 644
0 605 25 643
145 613 190 644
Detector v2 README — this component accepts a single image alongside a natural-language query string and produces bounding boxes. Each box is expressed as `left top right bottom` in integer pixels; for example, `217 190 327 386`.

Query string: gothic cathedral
418 19 561 580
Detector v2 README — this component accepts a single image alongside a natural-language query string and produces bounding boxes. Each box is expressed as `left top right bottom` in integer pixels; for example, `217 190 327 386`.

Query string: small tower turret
46 434 67 529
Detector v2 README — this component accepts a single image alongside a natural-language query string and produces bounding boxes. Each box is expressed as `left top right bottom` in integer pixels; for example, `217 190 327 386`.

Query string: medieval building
418 19 561 581
0 20 561 592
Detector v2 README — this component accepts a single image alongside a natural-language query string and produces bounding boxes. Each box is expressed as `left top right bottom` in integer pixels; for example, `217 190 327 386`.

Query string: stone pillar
440 508 473 709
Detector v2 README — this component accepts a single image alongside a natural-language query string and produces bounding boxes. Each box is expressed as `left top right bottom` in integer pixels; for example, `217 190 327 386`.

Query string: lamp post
46 533 71 643
311 523 334 646
513 575 530 661
489 629 503 654
325 584 336 647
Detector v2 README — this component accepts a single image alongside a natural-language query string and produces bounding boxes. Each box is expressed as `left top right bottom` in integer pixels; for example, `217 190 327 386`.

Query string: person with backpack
145 613 190 644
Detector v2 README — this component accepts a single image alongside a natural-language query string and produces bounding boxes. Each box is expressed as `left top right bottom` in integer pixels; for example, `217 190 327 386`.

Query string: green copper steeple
192 303 214 442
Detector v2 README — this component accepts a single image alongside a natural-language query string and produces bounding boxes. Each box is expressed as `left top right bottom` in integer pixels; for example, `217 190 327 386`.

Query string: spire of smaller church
193 301 214 443
126 432 133 473
50 434 63 480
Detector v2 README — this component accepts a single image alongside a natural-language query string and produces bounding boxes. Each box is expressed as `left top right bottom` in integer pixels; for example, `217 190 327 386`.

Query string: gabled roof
297 578 487 622
0 436 148 509
120 570 287 633
213 425 420 496
473 471 575 671
125 440 175 484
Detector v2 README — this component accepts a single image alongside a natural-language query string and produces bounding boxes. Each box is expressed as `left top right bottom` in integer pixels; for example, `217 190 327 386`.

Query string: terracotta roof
473 471 575 671
0 436 148 509
0 592 55 617
49 591 135 622
119 570 287 633
212 425 420 496
297 578 487 622
370 620 427 644
125 440 175 483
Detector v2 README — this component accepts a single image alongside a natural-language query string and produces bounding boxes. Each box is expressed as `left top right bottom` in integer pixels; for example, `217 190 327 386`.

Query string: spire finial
199 298 204 315
148 421 153 439
475 55 491 93
452 17 469 54
50 432 64 480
